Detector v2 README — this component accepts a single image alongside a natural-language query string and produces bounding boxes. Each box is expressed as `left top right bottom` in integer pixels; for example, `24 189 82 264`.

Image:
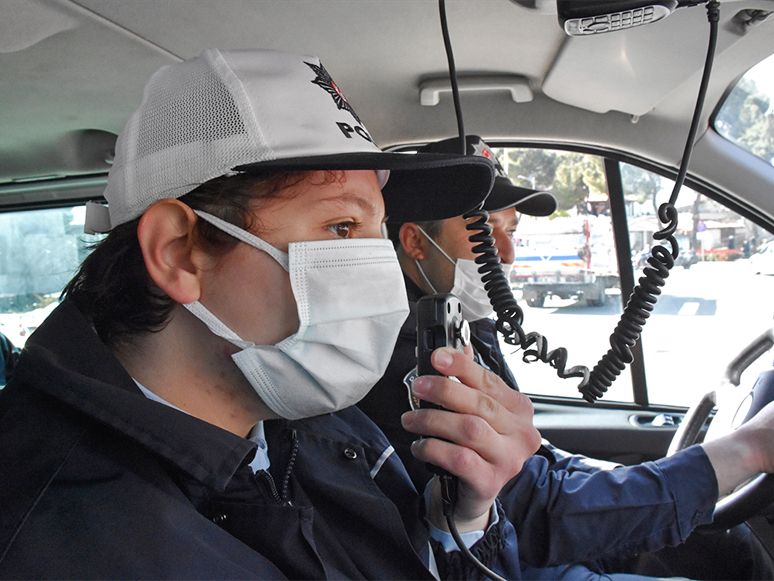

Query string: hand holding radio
403 311 542 529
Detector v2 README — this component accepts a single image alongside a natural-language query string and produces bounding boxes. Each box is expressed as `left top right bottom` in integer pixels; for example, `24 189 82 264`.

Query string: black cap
417 135 557 216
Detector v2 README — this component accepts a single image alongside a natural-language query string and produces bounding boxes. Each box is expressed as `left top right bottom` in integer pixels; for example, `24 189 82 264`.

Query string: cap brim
235 152 495 223
483 177 557 216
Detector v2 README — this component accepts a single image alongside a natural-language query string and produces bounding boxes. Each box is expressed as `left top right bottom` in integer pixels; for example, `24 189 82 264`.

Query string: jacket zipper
256 428 298 506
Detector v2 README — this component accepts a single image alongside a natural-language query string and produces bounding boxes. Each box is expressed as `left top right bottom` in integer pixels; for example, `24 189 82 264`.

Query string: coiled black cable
582 208 680 401
460 1 720 402
580 0 719 402
465 206 590 384
438 1 590 389
436 4 507 580
432 2 717 576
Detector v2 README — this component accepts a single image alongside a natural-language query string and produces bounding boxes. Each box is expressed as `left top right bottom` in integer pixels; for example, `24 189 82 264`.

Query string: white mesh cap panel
106 50 271 227
101 48 383 230
135 59 247 162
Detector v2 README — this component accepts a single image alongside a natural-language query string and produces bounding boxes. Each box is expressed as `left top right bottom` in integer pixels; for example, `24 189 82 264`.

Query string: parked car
2 1 774 578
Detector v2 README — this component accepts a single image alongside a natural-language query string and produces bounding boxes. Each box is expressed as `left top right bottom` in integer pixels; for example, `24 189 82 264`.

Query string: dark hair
63 171 339 349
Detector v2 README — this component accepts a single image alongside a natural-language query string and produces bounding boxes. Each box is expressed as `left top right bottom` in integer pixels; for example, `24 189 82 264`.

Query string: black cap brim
235 152 495 223
484 176 557 216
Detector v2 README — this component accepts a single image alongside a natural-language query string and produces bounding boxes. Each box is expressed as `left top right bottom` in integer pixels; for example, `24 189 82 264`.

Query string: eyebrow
489 216 519 229
314 192 383 219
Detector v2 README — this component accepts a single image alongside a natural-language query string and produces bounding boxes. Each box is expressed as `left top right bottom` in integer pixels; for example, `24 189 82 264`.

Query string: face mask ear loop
182 301 254 350
414 259 439 294
193 210 290 271
416 225 457 267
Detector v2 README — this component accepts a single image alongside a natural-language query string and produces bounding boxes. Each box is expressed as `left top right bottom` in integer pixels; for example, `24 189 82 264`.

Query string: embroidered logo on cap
471 139 508 179
306 61 362 124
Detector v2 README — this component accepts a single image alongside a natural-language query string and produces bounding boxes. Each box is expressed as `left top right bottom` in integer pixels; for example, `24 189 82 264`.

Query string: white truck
510 215 619 307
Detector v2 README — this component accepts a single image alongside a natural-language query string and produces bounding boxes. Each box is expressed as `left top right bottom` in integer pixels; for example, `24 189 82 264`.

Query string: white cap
86 48 495 233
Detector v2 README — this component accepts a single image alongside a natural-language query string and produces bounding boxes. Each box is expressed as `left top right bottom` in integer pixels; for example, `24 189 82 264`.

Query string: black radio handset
416 294 470 379
415 294 468 480
414 295 476 559
415 6 508 581
415 292 503 580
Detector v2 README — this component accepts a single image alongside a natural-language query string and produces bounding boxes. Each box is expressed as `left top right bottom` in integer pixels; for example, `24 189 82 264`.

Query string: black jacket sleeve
0 333 20 386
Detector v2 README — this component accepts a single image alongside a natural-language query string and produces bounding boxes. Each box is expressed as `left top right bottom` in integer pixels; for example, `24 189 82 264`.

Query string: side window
622 164 774 407
0 205 102 353
490 146 774 407
492 147 634 402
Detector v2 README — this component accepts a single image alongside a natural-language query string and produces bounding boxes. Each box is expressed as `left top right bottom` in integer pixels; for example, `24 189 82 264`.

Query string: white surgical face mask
184 210 410 420
415 226 499 321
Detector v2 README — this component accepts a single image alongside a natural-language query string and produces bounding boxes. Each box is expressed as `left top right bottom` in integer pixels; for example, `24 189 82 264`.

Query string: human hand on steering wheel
702 399 774 496
669 328 774 529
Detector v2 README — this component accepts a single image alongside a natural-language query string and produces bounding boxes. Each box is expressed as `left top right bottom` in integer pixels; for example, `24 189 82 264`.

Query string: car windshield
714 52 774 165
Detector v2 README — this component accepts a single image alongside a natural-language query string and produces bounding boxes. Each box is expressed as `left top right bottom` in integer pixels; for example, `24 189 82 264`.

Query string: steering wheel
667 327 774 531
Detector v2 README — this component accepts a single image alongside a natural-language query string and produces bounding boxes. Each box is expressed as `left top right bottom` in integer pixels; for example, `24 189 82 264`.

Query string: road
500 260 774 407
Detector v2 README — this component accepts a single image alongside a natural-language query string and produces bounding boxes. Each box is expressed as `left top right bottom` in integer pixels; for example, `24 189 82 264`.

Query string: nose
493 227 515 265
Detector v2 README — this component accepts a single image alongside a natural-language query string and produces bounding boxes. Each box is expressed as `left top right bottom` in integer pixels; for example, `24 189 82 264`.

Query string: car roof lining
1 0 773 223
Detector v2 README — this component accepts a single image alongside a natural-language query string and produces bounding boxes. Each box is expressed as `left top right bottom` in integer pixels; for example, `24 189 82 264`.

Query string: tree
503 148 561 191
715 76 774 164
496 148 606 214
621 163 664 214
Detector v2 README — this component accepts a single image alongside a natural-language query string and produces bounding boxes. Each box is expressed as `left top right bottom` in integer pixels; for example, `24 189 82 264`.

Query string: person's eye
327 221 357 238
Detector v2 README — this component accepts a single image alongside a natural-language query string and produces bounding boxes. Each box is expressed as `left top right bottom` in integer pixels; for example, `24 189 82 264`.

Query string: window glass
622 163 774 406
491 147 633 402
490 148 774 407
715 53 774 165
0 205 103 350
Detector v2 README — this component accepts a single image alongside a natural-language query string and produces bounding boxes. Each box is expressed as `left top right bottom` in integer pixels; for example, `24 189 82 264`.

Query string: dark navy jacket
358 276 718 573
0 300 523 580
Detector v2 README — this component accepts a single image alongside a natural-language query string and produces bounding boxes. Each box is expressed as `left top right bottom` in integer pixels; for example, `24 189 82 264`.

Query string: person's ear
137 199 210 305
399 223 428 261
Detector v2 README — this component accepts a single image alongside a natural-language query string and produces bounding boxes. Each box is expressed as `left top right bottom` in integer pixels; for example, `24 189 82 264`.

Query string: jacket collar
16 300 256 491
